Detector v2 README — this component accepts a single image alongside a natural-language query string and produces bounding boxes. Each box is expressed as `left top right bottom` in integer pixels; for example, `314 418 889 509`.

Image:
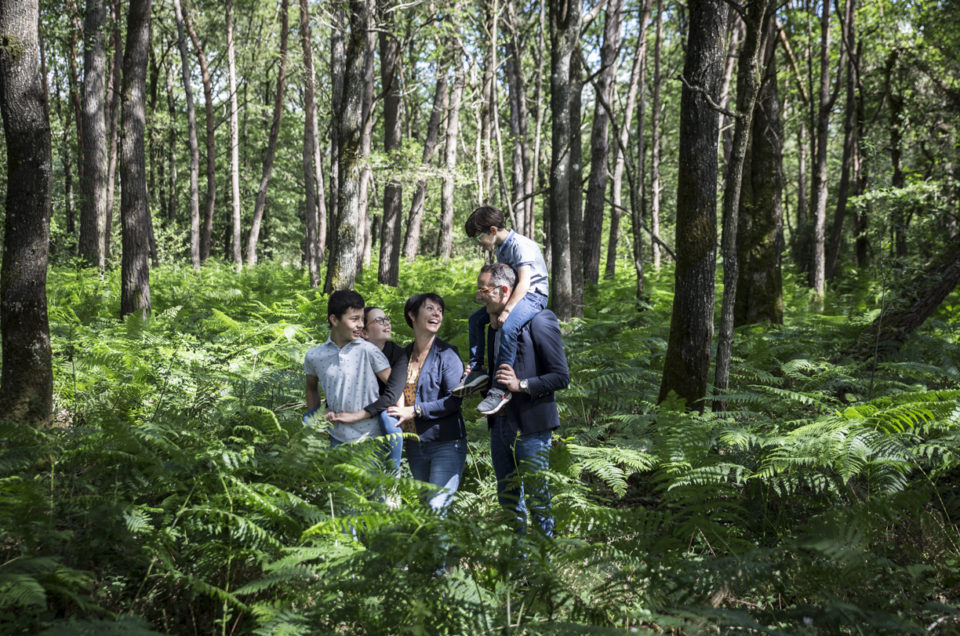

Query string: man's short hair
403 292 445 328
465 206 506 237
328 289 365 325
481 262 517 289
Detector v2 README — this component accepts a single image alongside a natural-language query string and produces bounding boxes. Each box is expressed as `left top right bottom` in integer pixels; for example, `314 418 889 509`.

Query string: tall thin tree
172 0 200 269
300 0 322 286
78 0 108 270
377 0 403 286
226 0 242 270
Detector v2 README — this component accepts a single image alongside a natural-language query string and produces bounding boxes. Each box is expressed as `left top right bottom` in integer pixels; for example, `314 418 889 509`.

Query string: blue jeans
378 412 403 476
489 418 554 537
468 292 547 388
406 438 467 513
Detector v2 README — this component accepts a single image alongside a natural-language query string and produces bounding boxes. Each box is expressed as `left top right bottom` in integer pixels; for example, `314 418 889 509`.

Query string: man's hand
327 410 371 423
495 363 522 393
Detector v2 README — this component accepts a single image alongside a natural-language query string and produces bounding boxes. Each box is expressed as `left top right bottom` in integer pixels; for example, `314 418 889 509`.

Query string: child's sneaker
452 365 489 397
477 388 511 415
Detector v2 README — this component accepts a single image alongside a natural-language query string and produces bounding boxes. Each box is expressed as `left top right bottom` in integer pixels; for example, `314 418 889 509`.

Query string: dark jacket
405 337 465 444
363 340 407 415
486 309 569 434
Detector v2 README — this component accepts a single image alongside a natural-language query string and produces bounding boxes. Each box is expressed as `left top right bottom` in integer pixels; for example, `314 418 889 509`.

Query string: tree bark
324 0 369 291
183 4 216 263
246 0 290 267
226 0 242 270
377 1 402 286
713 0 773 407
119 0 152 319
327 3 345 269
172 0 200 269
582 0 622 287
104 0 122 261
0 0 54 424
548 0 580 320
504 0 532 237
658 1 726 410
358 0 376 270
402 37 448 261
606 0 652 280
649 0 664 270
734 14 784 328
438 48 464 260
78 0 108 270
300 0 321 287
568 45 584 317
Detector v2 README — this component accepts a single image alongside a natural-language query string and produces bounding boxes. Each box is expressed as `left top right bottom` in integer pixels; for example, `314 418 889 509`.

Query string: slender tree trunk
0 0 54 424
78 0 108 270
66 14 83 239
327 3 345 268
324 0 368 291
104 0 122 261
583 0 622 287
377 1 402 286
717 6 743 165
300 0 321 287
171 0 200 268
438 50 464 260
606 0 652 280
735 14 784 328
246 0 290 266
52 61 76 257
119 0 152 319
658 1 726 410
402 38 448 261
713 0 773 407
165 67 178 223
183 5 215 263
529 0 547 237
649 0 664 270
825 0 857 280
568 45 584 317
548 0 580 320
504 0 531 236
358 0 376 270
480 0 497 204
226 0 242 270
886 49 907 258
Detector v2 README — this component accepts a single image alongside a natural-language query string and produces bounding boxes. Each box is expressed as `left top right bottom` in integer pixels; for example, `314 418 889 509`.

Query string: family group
302 206 570 537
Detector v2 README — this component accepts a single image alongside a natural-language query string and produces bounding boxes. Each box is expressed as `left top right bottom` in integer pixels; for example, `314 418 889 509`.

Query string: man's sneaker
451 366 489 397
477 388 511 415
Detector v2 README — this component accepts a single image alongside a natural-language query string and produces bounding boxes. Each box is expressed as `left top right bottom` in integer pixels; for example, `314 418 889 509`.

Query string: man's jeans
406 438 467 512
468 292 547 383
489 417 554 537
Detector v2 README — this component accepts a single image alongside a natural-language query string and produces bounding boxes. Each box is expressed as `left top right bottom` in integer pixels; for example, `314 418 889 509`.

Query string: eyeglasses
366 316 391 326
476 286 498 295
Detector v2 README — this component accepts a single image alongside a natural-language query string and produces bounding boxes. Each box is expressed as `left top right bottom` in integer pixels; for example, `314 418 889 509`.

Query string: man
476 262 570 537
304 289 391 447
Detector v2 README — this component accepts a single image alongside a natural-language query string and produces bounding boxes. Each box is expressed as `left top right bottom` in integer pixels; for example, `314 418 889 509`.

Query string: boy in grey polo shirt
304 289 391 445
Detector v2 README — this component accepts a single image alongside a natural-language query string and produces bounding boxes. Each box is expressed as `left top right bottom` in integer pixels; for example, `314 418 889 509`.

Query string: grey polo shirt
497 230 549 298
304 337 390 442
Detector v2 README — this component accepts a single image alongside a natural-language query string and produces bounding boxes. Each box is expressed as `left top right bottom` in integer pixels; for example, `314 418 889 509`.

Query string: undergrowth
1 258 959 634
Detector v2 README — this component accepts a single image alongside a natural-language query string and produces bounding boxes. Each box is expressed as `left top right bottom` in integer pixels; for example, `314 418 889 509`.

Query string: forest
1 0 959 632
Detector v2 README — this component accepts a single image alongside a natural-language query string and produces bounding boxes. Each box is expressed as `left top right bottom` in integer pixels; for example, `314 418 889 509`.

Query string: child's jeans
467 292 547 388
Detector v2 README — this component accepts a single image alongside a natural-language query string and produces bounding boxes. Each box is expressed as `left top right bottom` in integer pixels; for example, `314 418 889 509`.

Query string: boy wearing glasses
454 206 549 415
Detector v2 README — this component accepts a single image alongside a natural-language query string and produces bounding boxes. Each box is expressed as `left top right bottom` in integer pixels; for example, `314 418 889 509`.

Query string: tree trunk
649 0 664 270
713 0 773 408
183 4 216 264
734 14 784 328
479 0 497 204
504 0 532 237
78 0 108 270
377 1 402 286
324 0 369 291
0 0 54 424
529 0 547 238
886 49 907 259
658 1 726 410
548 0 580 320
171 0 200 269
66 12 83 239
606 0 652 280
119 0 152 319
300 0 321 287
568 46 584 317
327 3 345 269
438 50 464 260
825 0 858 281
104 0 122 261
402 38 448 261
358 0 376 270
226 0 242 270
246 0 290 267
582 0 622 287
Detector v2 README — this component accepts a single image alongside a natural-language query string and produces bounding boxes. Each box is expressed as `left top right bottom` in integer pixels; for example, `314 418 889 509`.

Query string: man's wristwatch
519 378 530 394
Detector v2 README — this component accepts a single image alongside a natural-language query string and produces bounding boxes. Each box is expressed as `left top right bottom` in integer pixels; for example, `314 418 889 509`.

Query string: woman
360 306 406 475
388 293 466 512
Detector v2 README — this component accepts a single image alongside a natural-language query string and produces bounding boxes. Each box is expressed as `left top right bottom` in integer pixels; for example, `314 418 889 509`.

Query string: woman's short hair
404 293 445 327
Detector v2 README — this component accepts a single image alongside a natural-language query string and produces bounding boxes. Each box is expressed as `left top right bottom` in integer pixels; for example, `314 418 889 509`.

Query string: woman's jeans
406 438 467 513
489 418 554 537
467 292 547 386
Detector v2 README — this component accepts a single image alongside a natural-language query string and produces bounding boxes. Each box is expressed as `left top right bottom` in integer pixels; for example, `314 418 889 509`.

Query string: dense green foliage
2 257 959 634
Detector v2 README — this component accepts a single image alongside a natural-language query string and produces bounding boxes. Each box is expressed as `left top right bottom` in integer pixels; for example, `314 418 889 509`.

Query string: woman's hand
387 404 415 423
